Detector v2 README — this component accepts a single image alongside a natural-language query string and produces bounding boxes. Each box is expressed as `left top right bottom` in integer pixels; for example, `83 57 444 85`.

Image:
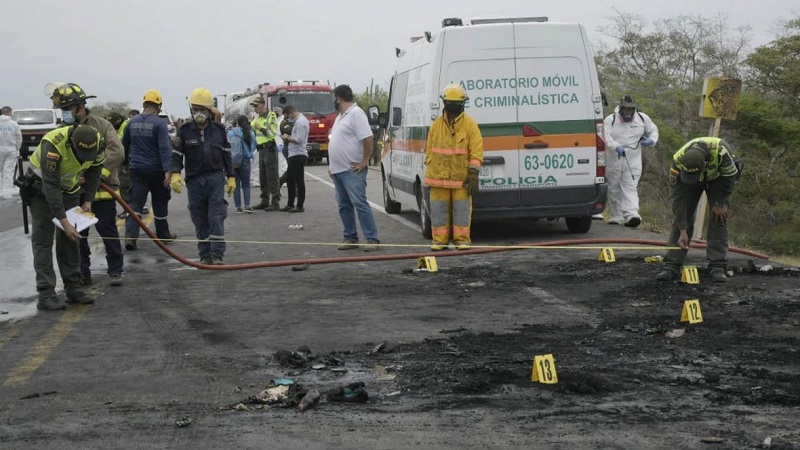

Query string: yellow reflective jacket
670 137 738 184
30 127 106 194
424 113 483 189
251 112 278 145
117 119 129 140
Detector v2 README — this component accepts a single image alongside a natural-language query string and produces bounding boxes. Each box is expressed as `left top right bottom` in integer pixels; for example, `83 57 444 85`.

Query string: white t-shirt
328 104 373 174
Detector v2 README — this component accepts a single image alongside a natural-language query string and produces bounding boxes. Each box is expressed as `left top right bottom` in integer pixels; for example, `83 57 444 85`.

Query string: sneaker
656 270 679 281
280 205 294 212
117 212 129 219
109 273 123 287
337 239 359 250
624 217 641 228
236 207 244 214
211 256 224 265
125 239 137 251
607 219 622 225
66 292 94 305
142 206 150 215
252 202 269 210
81 273 93 286
157 233 178 244
363 240 380 252
430 243 447 251
592 213 604 220
37 296 66 311
243 207 255 214
710 268 728 283
289 207 304 213
455 242 471 251
264 204 280 212
200 256 213 265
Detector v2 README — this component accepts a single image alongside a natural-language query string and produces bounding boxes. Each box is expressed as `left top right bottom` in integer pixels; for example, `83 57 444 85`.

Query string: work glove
464 167 480 196
615 146 626 158
225 177 236 197
170 173 185 194
640 137 655 147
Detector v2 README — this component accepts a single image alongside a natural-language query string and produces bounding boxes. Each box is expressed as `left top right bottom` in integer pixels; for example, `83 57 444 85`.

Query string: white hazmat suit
0 114 22 199
602 106 659 226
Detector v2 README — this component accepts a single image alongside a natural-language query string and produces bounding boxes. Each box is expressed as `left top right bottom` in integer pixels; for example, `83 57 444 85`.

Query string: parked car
12 108 62 160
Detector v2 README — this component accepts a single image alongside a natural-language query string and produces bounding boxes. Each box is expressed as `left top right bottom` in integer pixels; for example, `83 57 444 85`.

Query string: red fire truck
223 80 336 163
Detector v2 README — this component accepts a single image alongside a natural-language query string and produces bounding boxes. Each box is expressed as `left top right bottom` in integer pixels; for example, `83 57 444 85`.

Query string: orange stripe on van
388 133 595 154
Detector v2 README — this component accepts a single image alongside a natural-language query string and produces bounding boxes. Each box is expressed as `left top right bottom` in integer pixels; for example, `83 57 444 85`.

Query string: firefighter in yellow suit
424 84 483 251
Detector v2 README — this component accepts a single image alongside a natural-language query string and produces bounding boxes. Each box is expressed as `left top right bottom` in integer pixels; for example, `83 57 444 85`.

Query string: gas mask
619 106 636 122
444 101 465 116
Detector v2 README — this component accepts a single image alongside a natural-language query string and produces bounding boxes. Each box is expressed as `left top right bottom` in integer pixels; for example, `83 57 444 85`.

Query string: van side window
389 72 409 127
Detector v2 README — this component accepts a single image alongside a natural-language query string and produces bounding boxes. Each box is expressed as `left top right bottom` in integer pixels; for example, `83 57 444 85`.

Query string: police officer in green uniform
656 137 739 283
27 120 105 310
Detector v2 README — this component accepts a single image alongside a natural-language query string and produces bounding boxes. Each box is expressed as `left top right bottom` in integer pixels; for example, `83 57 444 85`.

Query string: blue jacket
227 127 257 159
123 113 172 172
171 121 234 178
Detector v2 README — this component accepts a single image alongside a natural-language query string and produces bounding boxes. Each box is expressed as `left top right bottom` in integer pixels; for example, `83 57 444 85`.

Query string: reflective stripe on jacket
251 112 278 146
424 113 483 189
671 137 738 184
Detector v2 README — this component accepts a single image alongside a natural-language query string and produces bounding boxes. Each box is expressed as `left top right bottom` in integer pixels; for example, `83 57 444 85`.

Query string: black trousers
286 155 307 208
80 198 124 275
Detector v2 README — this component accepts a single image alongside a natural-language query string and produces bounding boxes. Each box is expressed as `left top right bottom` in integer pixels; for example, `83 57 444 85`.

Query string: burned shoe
710 268 728 283
37 296 66 311
656 270 678 281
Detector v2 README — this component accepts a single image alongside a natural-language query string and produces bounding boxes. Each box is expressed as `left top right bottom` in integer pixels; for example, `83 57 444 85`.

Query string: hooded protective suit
602 105 659 225
0 114 22 198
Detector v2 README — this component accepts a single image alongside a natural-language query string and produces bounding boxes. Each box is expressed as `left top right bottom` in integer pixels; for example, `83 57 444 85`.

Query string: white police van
379 17 608 237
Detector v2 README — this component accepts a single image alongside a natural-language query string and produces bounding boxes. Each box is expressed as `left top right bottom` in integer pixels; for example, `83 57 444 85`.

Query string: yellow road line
2 305 90 389
0 323 20 352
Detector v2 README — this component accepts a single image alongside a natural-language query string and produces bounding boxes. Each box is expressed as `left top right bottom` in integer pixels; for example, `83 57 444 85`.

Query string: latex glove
463 167 480 196
711 205 728 224
225 177 236 196
678 229 690 250
170 173 185 194
615 146 626 158
640 137 655 147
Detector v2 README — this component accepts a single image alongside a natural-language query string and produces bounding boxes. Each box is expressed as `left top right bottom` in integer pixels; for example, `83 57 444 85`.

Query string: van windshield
12 110 55 125
275 91 335 116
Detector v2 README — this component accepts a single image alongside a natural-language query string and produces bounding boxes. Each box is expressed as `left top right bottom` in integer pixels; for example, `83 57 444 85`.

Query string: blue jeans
234 159 251 208
332 169 379 242
187 171 228 258
125 168 173 240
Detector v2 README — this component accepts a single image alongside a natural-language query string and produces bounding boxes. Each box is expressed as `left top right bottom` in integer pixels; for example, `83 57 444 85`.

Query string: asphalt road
1 164 796 449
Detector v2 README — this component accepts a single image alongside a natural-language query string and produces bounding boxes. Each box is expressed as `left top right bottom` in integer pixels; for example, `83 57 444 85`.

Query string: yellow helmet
143 89 163 106
188 87 214 108
441 83 467 102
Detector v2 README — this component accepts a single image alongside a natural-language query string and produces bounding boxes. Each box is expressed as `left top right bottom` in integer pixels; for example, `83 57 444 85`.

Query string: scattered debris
629 302 654 308
233 403 248 411
700 436 724 444
644 255 663 263
666 329 686 339
232 386 242 394
297 389 321 412
375 365 397 381
255 385 290 404
175 417 193 428
288 224 304 230
0 310 8 315
20 391 57 400
466 281 486 288
311 364 327 370
273 347 313 368
272 378 295 386
291 264 310 271
330 367 348 373
326 382 369 403
386 390 402 397
371 340 389 354
763 436 772 448
440 326 468 334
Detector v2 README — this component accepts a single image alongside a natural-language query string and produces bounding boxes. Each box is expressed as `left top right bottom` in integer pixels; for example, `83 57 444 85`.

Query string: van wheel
417 186 432 239
383 171 401 214
566 216 592 233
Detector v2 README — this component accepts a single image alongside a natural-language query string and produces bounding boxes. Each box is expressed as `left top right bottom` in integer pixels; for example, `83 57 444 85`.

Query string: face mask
619 107 635 122
444 102 464 116
193 111 209 123
62 109 76 125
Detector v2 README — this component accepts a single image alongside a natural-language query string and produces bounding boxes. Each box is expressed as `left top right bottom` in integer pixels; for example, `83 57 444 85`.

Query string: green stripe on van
396 119 596 139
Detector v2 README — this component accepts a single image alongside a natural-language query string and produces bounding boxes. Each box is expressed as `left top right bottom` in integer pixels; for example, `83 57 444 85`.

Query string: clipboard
52 206 99 233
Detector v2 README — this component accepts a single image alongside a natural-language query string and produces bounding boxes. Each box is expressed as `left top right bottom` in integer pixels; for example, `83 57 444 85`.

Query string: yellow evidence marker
531 354 558 384
681 265 700 284
598 247 616 263
417 256 438 273
680 299 704 324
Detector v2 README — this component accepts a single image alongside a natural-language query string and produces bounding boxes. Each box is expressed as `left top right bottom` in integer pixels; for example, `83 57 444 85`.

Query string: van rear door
439 25 520 208
513 23 600 207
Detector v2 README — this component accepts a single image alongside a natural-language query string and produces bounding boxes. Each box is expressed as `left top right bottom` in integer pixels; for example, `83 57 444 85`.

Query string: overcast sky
3 0 794 117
